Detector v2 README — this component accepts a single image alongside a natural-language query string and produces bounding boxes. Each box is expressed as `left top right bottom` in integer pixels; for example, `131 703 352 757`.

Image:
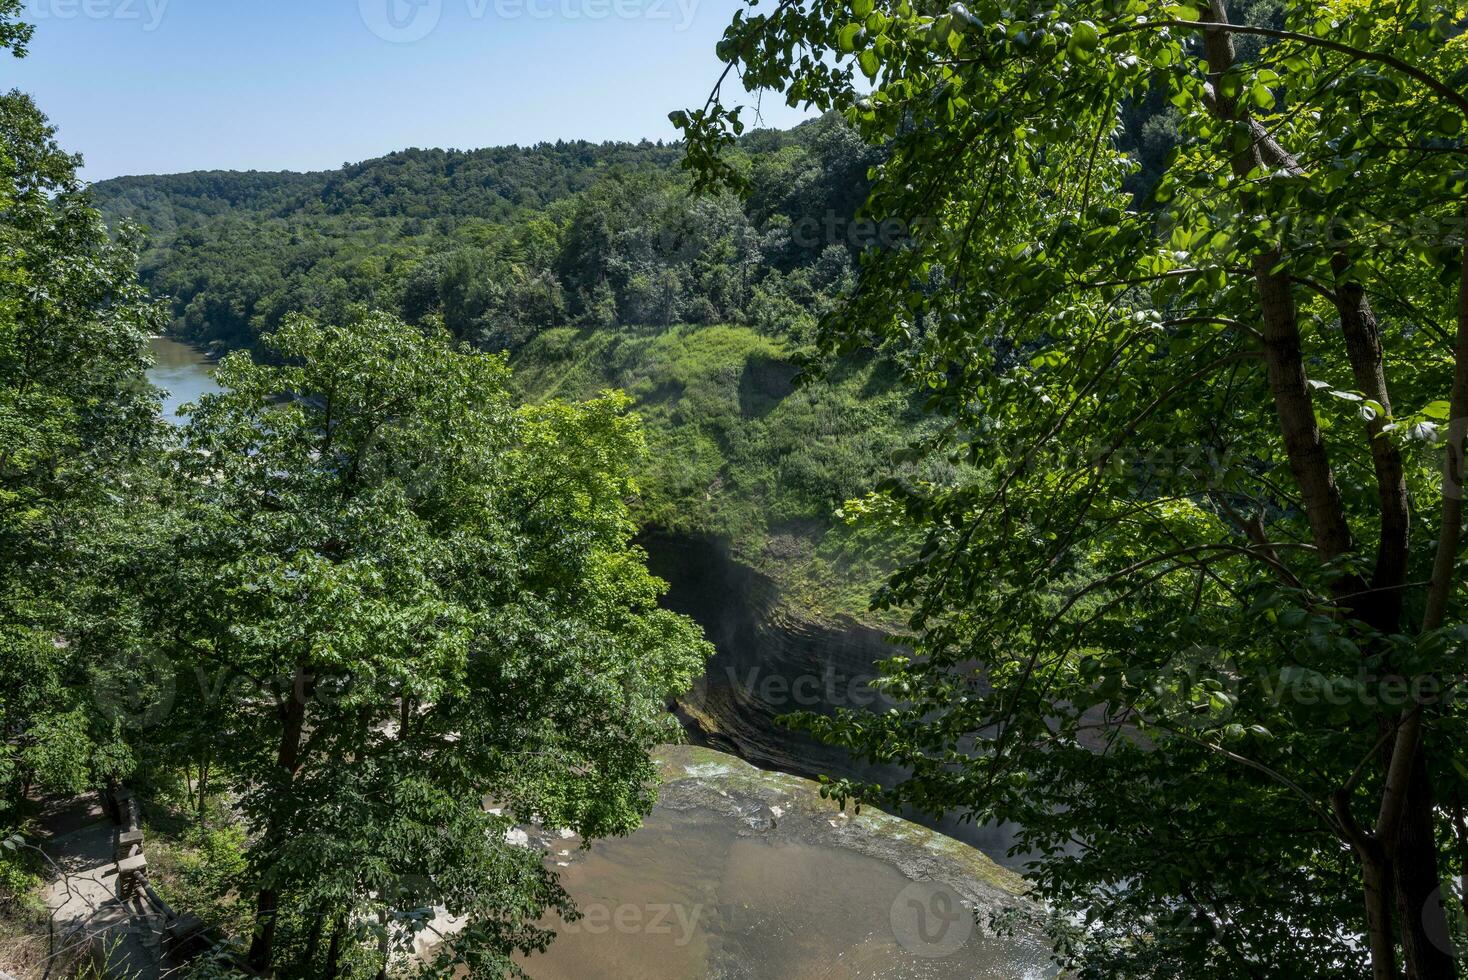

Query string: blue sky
4 0 809 181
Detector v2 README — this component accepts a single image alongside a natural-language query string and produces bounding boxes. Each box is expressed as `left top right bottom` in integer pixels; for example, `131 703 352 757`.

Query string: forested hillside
93 119 931 618
92 121 874 352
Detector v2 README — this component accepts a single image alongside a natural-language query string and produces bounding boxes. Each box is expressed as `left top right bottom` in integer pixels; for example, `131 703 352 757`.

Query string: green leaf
1422 400 1453 420
1071 20 1099 53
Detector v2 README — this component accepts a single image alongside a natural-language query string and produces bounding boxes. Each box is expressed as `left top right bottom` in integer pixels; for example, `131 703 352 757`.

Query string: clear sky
3 0 810 181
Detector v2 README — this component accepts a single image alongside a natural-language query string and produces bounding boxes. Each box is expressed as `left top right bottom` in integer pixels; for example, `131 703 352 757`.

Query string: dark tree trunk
196 746 211 831
247 663 312 974
1196 10 1439 980
300 909 325 977
1363 844 1402 980
323 914 346 979
1395 753 1458 979
1201 0 1357 568
1392 210 1468 980
1251 259 1358 564
1333 254 1410 621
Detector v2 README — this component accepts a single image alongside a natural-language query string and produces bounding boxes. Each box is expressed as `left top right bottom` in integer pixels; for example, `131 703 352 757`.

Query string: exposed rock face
642 531 904 780
641 531 1028 867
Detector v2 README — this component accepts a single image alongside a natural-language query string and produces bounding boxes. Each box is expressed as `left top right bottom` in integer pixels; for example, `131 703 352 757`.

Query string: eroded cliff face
640 531 1027 869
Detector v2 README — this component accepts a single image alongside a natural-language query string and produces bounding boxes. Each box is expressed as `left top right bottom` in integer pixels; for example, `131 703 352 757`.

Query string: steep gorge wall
640 530 1026 868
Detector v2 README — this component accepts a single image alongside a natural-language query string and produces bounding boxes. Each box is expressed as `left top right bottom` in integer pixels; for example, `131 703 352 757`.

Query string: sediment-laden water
521 747 1049 979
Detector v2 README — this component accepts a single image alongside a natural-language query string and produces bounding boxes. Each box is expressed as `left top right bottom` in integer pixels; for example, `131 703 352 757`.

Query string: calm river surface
149 336 219 423
144 342 1052 980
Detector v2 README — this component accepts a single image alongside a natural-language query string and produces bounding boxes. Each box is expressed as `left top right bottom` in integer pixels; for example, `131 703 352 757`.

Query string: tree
680 0 1468 976
158 313 709 975
0 6 164 823
0 2 30 57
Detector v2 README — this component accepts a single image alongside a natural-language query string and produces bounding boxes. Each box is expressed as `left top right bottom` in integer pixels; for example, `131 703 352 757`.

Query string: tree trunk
1252 259 1358 565
323 914 346 979
1198 10 1415 980
247 662 312 974
300 908 325 977
374 909 391 980
1362 843 1402 980
1391 210 1468 980
197 746 210 832
1332 253 1410 621
1200 0 1358 568
1395 752 1458 979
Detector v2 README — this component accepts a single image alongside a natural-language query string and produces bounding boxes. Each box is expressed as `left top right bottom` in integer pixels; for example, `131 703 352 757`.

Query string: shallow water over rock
521 747 1050 980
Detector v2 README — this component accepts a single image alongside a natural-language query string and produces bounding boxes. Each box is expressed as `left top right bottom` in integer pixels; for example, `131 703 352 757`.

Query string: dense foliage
91 123 879 354
680 0 1468 977
0 30 164 828
151 314 708 976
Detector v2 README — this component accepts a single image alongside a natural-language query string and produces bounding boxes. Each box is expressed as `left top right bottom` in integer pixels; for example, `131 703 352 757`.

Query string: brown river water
519 747 1051 980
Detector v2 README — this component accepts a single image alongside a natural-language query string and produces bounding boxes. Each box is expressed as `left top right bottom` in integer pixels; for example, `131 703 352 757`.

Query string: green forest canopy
676 0 1468 976
0 6 711 974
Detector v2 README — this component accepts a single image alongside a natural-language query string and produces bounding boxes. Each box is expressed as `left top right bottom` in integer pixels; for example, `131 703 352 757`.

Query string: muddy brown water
523 803 1048 980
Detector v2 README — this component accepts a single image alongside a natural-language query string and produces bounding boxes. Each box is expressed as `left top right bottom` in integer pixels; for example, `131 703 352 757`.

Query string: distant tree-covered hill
91 118 880 353
93 116 933 621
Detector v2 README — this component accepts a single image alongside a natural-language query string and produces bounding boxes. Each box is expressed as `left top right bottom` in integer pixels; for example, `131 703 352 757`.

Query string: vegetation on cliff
90 116 936 622
679 0 1468 975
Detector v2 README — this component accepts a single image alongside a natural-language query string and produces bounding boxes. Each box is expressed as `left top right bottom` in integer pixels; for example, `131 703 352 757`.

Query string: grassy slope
512 324 926 625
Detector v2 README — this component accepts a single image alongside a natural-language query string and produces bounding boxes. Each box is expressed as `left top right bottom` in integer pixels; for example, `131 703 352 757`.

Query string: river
149 336 220 423
146 338 1052 980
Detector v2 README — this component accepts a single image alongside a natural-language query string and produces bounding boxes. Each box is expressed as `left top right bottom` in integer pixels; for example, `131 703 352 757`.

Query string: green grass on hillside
513 323 930 623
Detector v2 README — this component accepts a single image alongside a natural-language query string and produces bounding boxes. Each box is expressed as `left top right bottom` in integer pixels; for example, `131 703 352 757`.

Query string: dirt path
33 794 162 980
